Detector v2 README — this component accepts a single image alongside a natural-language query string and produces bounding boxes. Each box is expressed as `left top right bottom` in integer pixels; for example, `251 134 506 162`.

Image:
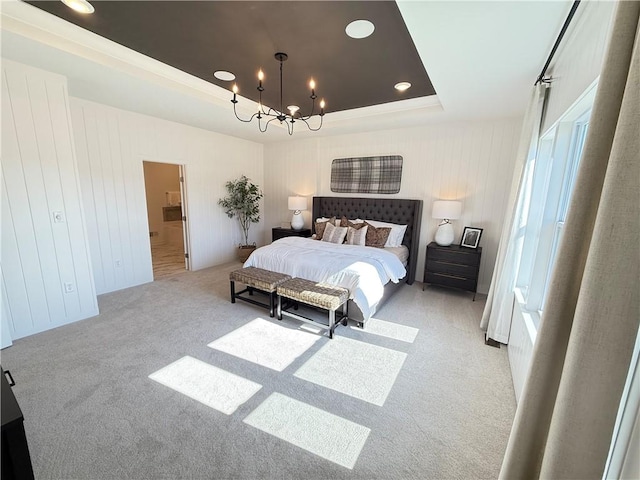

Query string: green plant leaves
218 175 263 246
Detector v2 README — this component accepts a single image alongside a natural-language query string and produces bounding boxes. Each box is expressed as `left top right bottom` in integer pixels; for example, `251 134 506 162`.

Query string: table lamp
432 200 462 246
288 196 307 230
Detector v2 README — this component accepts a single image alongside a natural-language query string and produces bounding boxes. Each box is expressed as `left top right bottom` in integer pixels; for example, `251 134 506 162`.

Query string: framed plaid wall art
330 155 403 194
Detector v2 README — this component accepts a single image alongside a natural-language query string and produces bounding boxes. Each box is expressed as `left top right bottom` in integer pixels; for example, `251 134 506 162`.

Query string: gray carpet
0 261 516 479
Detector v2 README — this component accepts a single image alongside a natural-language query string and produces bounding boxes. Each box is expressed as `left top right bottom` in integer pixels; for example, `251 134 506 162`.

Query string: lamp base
435 222 455 246
291 211 304 230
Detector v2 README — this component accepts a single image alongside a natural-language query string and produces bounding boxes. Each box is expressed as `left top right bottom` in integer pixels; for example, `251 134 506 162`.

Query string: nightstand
423 242 482 300
272 227 312 242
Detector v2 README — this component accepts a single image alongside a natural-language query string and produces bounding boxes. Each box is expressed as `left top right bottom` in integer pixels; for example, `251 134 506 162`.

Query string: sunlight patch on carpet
294 337 407 406
243 392 370 469
149 356 261 414
352 317 419 343
207 317 321 371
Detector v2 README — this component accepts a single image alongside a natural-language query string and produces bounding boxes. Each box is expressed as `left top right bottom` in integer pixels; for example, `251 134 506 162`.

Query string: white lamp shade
432 200 462 220
288 196 307 211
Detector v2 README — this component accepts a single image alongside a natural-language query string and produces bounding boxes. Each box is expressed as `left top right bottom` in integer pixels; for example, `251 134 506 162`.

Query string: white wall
1 60 98 342
263 118 522 293
70 98 264 295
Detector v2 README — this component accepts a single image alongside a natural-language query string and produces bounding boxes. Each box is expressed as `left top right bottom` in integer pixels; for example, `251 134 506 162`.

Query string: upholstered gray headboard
312 196 423 285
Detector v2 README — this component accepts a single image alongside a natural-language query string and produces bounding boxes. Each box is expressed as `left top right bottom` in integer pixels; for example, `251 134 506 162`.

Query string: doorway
142 161 190 279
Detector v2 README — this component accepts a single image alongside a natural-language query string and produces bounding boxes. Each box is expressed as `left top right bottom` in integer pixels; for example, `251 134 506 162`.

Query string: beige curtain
500 2 640 478
480 85 546 343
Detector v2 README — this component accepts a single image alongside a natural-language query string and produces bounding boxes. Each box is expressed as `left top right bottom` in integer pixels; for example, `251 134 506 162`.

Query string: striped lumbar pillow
321 222 348 244
346 225 368 246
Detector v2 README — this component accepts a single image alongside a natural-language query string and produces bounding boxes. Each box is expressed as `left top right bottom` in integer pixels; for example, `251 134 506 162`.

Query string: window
515 82 597 324
540 118 589 307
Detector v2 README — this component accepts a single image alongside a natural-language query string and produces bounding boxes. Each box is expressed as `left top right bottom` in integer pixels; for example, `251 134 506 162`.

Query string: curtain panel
480 85 547 343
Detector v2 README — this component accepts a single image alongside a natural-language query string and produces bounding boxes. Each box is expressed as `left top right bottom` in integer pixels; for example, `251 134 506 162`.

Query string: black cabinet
423 242 482 300
272 227 312 242
1 368 34 480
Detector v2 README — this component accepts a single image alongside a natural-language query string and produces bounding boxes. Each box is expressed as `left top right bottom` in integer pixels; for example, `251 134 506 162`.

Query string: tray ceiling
26 1 436 116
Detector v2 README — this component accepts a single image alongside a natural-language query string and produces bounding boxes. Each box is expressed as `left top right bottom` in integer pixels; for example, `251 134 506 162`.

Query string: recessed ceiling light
60 0 94 14
345 20 375 39
394 82 412 92
214 70 236 81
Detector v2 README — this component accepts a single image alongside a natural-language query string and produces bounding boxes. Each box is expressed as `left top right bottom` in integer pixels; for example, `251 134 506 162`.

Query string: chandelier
231 52 325 135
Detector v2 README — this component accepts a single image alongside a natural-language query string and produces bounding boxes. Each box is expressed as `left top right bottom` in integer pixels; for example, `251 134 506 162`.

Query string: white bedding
243 237 407 320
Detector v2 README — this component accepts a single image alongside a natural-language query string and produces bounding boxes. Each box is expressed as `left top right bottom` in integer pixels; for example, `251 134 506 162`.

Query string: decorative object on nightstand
432 200 462 246
423 242 482 300
460 226 483 249
272 227 312 242
288 196 307 230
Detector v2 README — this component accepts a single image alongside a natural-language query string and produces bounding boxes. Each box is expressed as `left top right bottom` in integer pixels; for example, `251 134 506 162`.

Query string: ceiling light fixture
345 20 375 39
60 0 94 14
394 82 412 92
214 70 236 81
231 52 325 136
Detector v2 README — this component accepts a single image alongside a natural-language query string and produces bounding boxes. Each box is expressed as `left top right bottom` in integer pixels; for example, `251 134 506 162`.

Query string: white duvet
243 237 407 320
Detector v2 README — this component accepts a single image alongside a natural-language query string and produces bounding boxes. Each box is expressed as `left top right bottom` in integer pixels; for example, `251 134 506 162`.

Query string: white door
179 165 190 270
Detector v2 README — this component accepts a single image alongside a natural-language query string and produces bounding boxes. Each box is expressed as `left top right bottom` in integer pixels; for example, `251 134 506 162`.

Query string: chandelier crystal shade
231 53 325 136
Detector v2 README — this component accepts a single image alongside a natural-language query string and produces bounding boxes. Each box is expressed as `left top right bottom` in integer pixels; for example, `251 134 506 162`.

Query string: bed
245 196 423 324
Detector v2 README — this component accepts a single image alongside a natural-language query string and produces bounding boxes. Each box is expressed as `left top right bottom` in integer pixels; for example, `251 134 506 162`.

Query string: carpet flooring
0 261 516 479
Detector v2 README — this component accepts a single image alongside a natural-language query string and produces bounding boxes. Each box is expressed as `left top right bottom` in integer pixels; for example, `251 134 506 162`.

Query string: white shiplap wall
1 60 98 342
70 98 264 295
542 0 616 133
263 118 522 294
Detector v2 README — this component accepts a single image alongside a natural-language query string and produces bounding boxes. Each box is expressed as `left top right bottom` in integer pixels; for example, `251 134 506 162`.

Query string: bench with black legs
276 278 349 339
229 267 292 318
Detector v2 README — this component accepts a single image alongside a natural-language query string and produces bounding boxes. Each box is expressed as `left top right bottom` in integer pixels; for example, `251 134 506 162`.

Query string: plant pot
237 245 257 262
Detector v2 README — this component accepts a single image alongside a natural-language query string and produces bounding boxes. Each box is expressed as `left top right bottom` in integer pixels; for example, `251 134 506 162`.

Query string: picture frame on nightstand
460 227 483 249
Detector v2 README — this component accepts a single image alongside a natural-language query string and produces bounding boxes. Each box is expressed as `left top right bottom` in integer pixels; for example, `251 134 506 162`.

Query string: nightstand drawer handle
434 260 471 267
433 272 467 281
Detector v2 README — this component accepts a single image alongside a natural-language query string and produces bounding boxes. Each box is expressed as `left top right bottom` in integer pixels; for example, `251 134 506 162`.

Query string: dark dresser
272 227 312 242
423 242 482 300
1 368 34 480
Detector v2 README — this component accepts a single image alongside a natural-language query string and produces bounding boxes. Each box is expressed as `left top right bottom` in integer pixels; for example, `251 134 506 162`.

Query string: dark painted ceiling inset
26 1 435 116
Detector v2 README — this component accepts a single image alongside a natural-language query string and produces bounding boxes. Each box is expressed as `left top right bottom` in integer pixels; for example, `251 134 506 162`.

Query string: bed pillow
364 220 408 247
321 222 348 244
314 216 336 240
345 225 368 246
364 222 391 248
339 216 364 227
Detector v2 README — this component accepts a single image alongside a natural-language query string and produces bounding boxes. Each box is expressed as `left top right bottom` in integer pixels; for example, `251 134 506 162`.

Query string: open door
179 165 190 270
143 161 190 279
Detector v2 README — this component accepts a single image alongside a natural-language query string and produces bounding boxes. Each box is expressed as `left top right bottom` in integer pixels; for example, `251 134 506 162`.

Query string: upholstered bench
229 267 292 318
276 278 349 338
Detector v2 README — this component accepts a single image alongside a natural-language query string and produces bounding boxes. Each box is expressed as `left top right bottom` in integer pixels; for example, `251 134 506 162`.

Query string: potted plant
218 175 263 262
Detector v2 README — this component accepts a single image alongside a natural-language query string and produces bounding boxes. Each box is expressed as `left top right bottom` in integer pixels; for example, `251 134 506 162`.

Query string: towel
166 191 181 206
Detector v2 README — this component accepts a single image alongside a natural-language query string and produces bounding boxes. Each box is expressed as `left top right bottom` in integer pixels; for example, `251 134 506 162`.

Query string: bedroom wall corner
70 97 264 295
263 137 320 242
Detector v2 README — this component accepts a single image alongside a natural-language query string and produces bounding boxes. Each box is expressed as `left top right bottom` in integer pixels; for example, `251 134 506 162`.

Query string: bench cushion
229 267 291 292
277 278 349 311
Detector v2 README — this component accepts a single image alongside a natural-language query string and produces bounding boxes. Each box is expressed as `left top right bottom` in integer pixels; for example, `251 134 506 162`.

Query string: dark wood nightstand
272 227 312 242
423 242 482 300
